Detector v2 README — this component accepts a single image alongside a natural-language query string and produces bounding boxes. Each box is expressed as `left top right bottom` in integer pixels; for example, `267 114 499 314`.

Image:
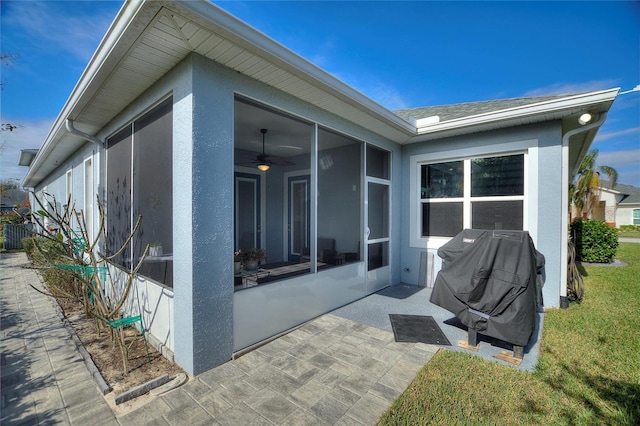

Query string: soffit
74 1 413 140
24 0 413 187
23 0 619 187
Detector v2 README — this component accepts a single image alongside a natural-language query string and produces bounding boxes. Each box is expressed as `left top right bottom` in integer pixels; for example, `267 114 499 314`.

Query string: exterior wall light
578 113 592 125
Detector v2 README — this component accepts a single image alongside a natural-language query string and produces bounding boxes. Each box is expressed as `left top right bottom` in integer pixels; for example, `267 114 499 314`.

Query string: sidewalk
1 251 117 425
1 251 440 425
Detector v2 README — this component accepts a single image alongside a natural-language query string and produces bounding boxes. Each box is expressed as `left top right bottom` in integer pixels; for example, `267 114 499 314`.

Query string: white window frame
84 156 94 242
410 140 538 249
65 169 73 205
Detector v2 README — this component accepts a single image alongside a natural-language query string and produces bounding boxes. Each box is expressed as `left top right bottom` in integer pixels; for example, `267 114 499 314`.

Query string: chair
301 237 340 265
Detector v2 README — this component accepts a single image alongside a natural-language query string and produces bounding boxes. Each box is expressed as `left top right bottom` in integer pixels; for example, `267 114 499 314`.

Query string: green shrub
0 211 24 234
23 236 82 299
21 236 35 257
570 219 618 263
619 225 640 232
0 211 24 225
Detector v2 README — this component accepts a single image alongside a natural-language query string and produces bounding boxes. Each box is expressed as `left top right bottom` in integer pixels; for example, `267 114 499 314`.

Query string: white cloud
0 118 54 184
368 82 411 110
619 168 640 188
521 79 620 97
331 71 410 110
595 127 640 142
597 148 640 170
596 148 640 187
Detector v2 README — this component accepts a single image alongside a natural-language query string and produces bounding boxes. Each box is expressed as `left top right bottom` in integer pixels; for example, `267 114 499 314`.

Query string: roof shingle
394 93 582 122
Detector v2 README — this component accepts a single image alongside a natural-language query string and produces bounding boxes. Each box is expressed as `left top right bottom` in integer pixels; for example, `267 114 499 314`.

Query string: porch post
173 55 235 375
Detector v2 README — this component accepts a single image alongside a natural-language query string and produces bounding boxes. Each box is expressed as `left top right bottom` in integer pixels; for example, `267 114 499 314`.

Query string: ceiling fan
241 128 295 171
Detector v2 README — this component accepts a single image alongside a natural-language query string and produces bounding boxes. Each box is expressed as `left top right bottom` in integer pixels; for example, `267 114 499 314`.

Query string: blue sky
1 1 639 186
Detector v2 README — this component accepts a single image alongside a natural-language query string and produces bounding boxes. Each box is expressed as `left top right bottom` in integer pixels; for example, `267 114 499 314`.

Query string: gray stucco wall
400 121 564 308
535 124 564 308
180 54 403 373
32 51 405 375
178 54 236 374
31 143 98 228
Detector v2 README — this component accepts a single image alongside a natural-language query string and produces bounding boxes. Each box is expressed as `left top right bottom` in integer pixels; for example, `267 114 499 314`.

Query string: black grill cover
430 229 545 347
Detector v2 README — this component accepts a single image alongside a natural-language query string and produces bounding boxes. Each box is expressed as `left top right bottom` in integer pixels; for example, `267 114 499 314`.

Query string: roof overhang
406 89 619 143
403 88 619 178
22 0 619 188
18 149 39 167
22 0 412 188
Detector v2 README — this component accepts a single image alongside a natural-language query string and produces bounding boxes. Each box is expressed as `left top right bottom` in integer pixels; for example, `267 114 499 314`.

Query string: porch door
235 172 262 251
288 175 310 261
366 180 390 292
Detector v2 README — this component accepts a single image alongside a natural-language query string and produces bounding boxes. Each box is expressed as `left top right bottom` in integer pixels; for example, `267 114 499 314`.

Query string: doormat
389 314 451 346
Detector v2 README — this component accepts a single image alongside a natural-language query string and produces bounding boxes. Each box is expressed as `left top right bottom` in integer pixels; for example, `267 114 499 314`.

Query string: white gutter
174 0 416 135
22 0 149 187
66 120 104 147
560 111 609 302
415 88 620 136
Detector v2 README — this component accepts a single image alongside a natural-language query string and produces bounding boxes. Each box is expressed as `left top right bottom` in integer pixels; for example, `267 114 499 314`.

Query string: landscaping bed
57 297 185 396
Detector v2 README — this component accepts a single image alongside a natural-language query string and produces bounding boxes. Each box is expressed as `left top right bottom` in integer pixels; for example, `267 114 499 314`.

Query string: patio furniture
300 237 341 265
234 268 270 288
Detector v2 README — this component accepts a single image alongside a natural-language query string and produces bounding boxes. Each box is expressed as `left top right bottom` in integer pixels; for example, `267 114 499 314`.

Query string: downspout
559 112 608 306
66 119 104 147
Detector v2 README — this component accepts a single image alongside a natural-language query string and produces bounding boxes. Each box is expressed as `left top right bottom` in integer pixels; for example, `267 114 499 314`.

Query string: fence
3 224 34 250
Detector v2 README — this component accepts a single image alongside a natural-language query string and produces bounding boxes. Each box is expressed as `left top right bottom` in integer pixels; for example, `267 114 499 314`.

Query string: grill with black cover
430 229 545 350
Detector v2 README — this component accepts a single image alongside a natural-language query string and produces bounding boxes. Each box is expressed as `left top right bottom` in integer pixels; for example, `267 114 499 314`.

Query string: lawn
378 242 640 425
619 229 640 238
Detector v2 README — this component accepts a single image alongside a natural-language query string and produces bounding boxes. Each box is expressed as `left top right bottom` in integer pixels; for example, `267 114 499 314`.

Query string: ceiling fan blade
264 155 295 166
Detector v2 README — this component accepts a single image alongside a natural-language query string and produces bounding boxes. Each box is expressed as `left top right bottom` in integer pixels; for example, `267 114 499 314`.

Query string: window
233 97 371 289
420 154 525 238
66 169 73 204
634 209 640 226
84 158 94 242
106 97 173 287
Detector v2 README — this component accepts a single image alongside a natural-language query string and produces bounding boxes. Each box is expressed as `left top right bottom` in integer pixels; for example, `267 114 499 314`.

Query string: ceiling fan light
257 163 270 172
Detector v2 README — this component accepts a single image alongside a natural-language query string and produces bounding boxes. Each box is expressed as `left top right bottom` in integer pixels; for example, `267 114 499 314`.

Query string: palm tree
571 148 618 218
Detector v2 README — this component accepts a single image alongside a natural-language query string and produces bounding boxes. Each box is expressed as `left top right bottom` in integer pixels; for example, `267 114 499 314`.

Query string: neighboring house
20 0 619 375
0 189 28 213
594 181 640 227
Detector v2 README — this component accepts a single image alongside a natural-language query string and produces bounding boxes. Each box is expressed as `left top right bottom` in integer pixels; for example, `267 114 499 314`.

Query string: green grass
618 229 640 238
378 242 640 425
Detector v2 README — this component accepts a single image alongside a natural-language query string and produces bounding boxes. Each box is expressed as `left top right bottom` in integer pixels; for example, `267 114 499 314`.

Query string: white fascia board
414 88 620 135
23 1 157 187
173 0 415 134
598 186 624 195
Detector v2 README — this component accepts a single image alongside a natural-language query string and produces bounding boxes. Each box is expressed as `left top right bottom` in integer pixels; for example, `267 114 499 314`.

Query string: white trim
65 169 73 204
560 112 609 299
178 2 413 134
410 140 538 249
23 0 154 187
282 169 312 261
415 89 621 135
560 139 569 298
83 156 94 243
233 168 266 251
365 142 392 282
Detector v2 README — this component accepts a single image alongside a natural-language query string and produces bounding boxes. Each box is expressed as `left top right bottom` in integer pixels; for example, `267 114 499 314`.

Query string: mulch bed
58 298 185 395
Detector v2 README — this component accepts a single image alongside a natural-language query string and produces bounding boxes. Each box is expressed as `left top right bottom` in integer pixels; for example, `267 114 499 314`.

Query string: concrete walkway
1 252 117 425
1 252 440 425
619 237 640 243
